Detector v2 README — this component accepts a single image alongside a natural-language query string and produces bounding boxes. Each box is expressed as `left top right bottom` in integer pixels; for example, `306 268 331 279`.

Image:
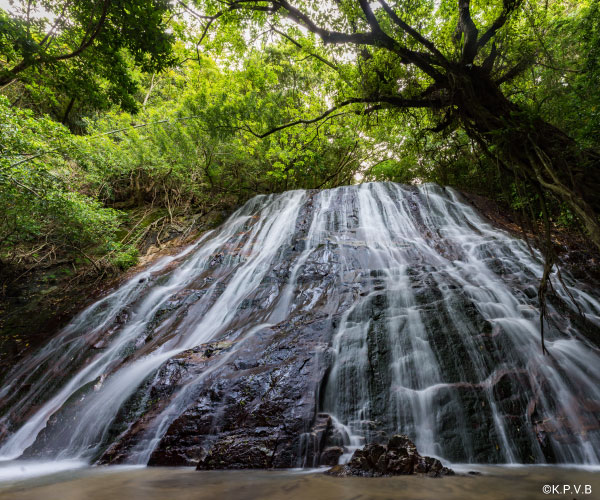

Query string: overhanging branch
244 96 443 138
217 0 444 81
269 25 340 73
357 0 384 35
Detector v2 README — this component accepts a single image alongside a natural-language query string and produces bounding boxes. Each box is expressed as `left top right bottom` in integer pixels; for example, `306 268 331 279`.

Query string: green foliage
2 0 599 283
76 45 376 210
0 95 122 266
0 1 175 128
0 35 382 277
496 0 600 149
108 243 139 271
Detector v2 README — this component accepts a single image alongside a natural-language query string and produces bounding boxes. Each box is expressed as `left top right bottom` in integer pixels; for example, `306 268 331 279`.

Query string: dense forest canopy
187 0 600 248
1 0 599 332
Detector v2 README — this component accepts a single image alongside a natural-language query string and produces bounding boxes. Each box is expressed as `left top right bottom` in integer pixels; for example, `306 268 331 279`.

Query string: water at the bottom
0 464 598 500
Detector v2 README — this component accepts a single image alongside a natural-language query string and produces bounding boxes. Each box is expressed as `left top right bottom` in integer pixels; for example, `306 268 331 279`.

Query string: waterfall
0 183 599 466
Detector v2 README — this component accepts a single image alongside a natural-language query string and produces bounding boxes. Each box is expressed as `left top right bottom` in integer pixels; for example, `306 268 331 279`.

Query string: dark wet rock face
326 435 454 477
2 184 600 468
145 316 333 468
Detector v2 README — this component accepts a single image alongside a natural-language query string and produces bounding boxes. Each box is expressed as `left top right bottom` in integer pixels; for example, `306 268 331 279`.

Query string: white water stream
0 183 598 469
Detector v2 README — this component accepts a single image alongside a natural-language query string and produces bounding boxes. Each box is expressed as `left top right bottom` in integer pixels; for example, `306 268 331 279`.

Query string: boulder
326 435 454 477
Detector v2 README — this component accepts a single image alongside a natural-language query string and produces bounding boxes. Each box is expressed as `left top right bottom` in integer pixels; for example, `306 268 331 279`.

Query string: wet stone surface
326 435 455 477
3 184 600 469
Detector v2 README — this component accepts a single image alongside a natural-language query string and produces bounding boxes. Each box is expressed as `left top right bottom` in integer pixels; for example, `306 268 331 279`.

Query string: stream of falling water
0 191 305 461
0 183 599 469
321 184 600 464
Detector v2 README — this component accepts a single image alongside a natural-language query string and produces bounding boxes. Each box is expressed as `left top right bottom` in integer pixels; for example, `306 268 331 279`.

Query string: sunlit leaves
0 1 176 127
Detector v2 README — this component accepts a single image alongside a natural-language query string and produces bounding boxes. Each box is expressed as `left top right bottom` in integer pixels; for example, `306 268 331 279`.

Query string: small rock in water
325 435 455 478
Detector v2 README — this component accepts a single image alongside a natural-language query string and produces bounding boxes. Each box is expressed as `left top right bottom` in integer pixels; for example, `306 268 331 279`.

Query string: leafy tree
77 44 377 212
0 0 175 125
1 39 377 279
184 0 600 252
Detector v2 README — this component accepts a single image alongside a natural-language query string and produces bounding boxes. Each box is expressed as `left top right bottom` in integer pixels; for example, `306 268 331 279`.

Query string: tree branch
273 0 382 46
55 0 110 62
495 55 534 85
283 0 443 79
477 0 522 50
357 0 384 35
377 0 448 65
457 0 479 64
482 41 497 72
269 25 340 73
39 1 72 48
244 96 443 138
0 0 110 86
214 0 443 80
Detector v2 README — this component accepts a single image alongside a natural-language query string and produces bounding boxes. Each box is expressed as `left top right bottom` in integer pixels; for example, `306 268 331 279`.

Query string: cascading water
320 184 600 464
0 183 599 468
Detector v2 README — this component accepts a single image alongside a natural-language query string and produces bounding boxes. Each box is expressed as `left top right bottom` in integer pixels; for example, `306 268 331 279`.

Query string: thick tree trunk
453 67 600 250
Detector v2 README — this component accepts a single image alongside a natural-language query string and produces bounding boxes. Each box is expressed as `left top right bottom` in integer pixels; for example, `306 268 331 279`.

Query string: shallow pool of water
0 463 598 499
